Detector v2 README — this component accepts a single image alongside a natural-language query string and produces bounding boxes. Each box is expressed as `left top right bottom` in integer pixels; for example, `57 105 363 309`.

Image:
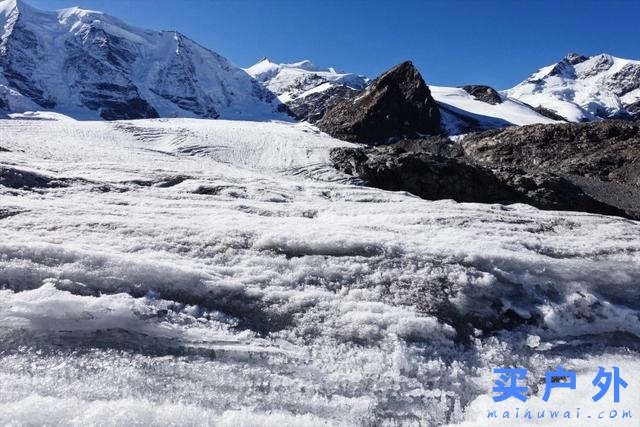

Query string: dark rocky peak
462 85 502 105
548 58 576 78
565 52 588 65
316 60 441 144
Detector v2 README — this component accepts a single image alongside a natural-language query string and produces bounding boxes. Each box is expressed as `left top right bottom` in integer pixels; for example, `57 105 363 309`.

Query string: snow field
0 116 638 425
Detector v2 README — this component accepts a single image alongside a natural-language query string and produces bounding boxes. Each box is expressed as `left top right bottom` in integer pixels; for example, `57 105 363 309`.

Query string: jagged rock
565 52 589 65
0 165 65 189
330 121 638 219
317 61 441 144
286 85 360 123
462 85 502 105
330 144 516 203
532 106 568 122
462 120 640 218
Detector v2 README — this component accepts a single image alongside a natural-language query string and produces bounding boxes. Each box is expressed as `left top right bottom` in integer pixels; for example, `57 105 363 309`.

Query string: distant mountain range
0 0 287 120
1 0 638 132
505 52 640 122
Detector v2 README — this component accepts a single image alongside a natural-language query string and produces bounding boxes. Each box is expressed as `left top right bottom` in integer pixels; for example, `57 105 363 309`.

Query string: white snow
245 58 367 104
430 85 558 135
1 116 638 425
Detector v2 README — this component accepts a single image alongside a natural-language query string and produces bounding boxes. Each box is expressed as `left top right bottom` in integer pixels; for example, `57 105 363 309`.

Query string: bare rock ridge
316 61 442 144
461 85 502 105
331 120 640 220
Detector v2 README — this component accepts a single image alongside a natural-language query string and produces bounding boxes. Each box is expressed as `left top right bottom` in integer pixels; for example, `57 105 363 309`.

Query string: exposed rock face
286 84 360 123
565 52 589 65
461 85 502 105
462 120 640 218
331 120 640 219
627 100 640 119
462 120 640 185
317 61 441 144
330 143 515 204
532 106 568 122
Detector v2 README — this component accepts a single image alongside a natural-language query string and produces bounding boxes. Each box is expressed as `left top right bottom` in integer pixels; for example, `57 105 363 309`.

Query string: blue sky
27 0 640 89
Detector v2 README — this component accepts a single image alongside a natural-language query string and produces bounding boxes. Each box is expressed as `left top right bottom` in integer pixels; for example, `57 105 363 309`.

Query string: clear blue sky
28 0 640 89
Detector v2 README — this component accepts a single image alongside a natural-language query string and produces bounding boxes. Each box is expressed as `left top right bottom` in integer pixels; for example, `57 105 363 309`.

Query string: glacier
1 115 639 425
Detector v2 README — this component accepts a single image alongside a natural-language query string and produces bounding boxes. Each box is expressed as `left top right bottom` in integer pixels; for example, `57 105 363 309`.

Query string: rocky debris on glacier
461 85 502 105
317 61 442 144
463 120 640 218
331 120 640 219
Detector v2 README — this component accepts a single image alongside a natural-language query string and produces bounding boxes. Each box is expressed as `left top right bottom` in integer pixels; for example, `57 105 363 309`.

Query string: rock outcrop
286 85 361 123
317 61 441 144
462 120 640 218
330 143 515 204
331 120 640 219
461 85 502 105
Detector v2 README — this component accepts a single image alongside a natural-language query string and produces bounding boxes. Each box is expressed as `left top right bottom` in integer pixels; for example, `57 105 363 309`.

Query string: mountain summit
0 0 287 120
506 53 640 122
245 58 367 122
317 61 441 144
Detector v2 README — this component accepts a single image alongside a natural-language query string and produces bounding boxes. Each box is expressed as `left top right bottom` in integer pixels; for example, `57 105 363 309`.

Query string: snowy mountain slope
1 117 639 424
506 53 640 122
430 85 559 135
0 0 287 120
246 58 367 101
245 58 367 122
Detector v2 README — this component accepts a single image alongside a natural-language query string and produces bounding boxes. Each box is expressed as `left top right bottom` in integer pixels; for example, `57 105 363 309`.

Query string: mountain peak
507 52 640 122
317 60 440 144
564 52 588 64
1 0 28 15
0 0 288 120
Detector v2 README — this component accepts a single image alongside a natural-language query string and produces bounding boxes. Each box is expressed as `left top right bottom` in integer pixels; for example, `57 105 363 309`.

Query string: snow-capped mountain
506 53 640 122
0 0 287 120
245 58 367 122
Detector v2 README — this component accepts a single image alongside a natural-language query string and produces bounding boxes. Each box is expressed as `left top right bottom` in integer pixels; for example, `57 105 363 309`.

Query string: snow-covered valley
1 116 639 425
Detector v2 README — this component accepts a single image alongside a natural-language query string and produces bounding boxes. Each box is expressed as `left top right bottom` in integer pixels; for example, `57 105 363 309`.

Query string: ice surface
0 117 638 425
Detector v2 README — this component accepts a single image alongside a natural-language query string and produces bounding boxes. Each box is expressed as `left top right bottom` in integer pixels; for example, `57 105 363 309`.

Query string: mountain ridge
0 0 289 120
506 52 640 122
